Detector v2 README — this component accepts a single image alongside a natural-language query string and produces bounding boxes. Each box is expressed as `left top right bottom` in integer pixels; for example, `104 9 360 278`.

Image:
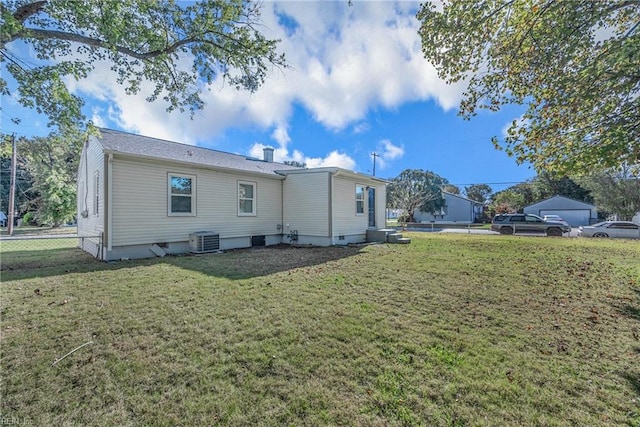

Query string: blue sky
1 1 535 193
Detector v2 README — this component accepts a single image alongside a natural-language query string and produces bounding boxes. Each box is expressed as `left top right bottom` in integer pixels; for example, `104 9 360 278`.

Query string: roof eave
104 150 287 180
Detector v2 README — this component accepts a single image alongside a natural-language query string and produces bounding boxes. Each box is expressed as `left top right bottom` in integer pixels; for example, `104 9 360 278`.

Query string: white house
523 195 597 226
77 128 388 260
413 191 485 223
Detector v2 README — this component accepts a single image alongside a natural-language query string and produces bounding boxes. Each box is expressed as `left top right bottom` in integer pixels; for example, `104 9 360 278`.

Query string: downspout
106 154 113 252
328 172 333 245
281 175 284 243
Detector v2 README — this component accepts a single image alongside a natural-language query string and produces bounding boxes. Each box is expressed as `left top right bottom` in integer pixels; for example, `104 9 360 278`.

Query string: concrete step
387 233 411 244
386 233 403 243
366 228 412 244
366 229 393 243
394 237 411 244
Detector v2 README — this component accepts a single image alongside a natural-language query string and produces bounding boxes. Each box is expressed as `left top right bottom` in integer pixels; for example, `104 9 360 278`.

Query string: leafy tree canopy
442 184 460 194
534 171 593 203
464 183 493 203
1 0 286 129
578 165 640 220
387 169 448 222
489 173 592 213
418 0 640 174
283 160 307 168
0 128 85 226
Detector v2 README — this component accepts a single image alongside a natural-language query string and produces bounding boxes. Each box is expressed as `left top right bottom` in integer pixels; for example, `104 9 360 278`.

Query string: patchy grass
1 234 639 426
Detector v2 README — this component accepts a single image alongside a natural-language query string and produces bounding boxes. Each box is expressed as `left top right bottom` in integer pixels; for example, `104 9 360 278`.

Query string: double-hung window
238 181 256 216
355 184 365 215
168 173 196 216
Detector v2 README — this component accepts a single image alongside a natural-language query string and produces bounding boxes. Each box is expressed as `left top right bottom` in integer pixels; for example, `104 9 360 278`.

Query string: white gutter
107 153 113 251
104 151 287 181
328 171 334 245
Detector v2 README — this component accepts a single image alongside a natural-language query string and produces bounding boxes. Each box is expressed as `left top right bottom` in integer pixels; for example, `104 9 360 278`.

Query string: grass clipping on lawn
1 234 639 426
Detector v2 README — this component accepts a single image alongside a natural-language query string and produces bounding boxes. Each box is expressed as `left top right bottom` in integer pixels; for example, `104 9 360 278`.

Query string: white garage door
540 209 591 226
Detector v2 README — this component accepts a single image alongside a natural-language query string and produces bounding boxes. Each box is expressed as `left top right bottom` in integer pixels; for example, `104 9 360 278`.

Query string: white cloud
502 115 529 139
305 150 356 170
352 122 371 134
379 139 405 161
271 124 291 145
63 1 462 167
248 140 356 170
373 139 405 170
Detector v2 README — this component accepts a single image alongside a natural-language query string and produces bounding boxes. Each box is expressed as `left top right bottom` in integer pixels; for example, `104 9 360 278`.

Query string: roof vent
263 147 274 162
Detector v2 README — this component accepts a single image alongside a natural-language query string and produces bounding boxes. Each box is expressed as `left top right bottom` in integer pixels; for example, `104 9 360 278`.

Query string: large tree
0 128 84 226
489 182 536 213
0 135 36 218
386 169 447 223
418 0 640 174
533 171 593 203
1 0 286 129
464 183 493 203
578 165 640 220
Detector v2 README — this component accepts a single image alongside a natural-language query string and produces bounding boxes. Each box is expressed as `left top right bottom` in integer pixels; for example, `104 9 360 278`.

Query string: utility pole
8 134 17 235
371 152 380 177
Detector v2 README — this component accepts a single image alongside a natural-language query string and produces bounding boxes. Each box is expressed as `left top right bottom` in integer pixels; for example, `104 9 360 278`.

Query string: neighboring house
632 212 640 224
523 195 597 226
77 129 387 260
413 191 484 223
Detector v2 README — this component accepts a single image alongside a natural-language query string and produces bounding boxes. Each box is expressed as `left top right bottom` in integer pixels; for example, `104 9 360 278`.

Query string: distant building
413 192 484 223
523 195 597 226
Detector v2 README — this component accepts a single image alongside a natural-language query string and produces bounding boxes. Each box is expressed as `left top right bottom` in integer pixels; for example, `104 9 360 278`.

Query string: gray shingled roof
97 128 301 176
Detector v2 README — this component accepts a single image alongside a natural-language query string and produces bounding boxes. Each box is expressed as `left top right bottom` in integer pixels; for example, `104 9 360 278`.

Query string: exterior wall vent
189 231 220 253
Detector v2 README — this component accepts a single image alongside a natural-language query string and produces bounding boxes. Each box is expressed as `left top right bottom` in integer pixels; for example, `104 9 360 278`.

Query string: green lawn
1 234 639 426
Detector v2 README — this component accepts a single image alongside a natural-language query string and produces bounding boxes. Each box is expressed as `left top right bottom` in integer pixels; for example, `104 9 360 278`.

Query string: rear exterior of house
77 129 387 260
523 195 597 226
413 192 484 223
281 169 387 246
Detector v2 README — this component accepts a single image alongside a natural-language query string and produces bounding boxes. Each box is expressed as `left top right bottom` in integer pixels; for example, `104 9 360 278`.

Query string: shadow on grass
620 370 640 397
1 244 368 282
613 287 640 322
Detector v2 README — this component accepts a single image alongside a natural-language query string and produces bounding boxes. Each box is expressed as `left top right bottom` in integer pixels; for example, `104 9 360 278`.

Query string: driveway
405 226 579 237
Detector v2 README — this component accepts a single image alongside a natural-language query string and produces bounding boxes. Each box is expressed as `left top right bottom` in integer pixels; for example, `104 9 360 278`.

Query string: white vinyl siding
238 181 256 216
376 184 386 227
110 157 283 246
283 172 330 237
332 176 369 236
168 173 196 216
77 136 105 236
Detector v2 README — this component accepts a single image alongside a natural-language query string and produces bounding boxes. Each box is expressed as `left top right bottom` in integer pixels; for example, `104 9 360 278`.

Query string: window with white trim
168 174 196 216
238 181 256 216
355 184 365 215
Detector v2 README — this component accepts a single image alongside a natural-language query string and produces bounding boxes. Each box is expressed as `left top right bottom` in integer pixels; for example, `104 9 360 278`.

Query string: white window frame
168 173 196 216
93 171 99 216
355 184 365 215
238 181 257 216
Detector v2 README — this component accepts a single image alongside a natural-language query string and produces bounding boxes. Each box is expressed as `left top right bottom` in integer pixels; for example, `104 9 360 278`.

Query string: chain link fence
0 234 103 271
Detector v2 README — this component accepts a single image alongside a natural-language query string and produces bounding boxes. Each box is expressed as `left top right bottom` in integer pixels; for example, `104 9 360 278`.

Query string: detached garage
524 195 597 226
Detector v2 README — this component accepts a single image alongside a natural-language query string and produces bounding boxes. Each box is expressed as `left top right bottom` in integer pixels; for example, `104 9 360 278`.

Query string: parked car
0 211 6 227
543 214 570 227
491 213 571 236
577 221 640 239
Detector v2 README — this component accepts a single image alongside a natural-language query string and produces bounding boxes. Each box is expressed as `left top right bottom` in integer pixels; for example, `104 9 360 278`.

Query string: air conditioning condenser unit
189 231 220 253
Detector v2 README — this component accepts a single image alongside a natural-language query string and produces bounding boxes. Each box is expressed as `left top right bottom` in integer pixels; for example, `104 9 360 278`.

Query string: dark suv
490 213 571 236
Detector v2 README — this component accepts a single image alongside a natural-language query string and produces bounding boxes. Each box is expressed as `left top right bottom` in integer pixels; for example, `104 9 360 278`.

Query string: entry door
368 188 376 227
